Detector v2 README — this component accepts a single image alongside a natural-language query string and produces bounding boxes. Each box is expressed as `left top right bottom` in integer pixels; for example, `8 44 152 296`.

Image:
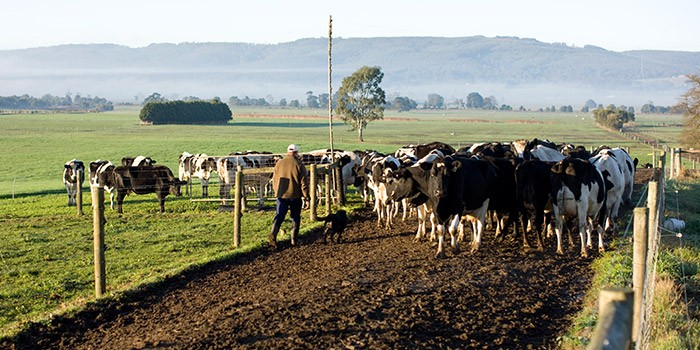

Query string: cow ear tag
452 160 462 172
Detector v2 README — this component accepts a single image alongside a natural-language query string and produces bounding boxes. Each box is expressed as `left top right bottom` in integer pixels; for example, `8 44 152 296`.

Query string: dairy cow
112 165 185 214
88 160 116 209
589 150 626 233
549 158 608 257
63 159 85 206
121 156 156 167
592 146 637 204
428 155 497 258
178 152 217 197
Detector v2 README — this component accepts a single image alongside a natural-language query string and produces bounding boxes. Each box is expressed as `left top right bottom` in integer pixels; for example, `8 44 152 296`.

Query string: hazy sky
3 0 699 52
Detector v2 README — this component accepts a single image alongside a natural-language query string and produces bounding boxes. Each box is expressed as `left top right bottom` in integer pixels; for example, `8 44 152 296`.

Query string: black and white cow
367 155 402 228
178 152 217 197
589 150 626 233
591 146 637 205
217 152 280 206
549 158 608 257
112 165 185 214
479 156 523 241
394 141 455 160
88 160 116 209
121 156 156 167
63 159 85 206
385 152 443 242
512 138 565 161
515 159 557 250
429 155 497 258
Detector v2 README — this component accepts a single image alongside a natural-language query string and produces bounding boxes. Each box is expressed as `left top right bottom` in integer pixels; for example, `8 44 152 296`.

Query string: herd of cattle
62 138 638 259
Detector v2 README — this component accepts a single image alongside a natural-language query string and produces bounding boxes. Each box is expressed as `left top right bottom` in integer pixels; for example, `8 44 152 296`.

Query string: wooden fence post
334 166 343 206
91 185 106 297
310 164 317 221
633 207 649 342
233 169 242 248
647 181 659 251
76 169 84 216
588 288 634 350
325 171 331 215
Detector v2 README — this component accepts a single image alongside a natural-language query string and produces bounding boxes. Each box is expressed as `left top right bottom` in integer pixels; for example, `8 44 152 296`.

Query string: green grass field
0 106 695 344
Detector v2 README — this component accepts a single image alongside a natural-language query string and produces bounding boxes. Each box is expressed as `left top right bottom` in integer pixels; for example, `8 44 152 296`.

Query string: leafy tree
139 100 231 124
593 105 635 129
289 99 301 108
466 92 484 108
584 99 597 110
641 101 656 113
483 96 499 110
336 66 386 142
318 93 330 109
392 96 417 112
425 93 444 109
306 91 320 108
143 92 166 105
279 98 287 107
677 74 700 148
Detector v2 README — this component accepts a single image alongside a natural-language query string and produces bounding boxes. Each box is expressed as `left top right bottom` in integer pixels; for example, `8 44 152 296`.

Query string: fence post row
90 185 106 298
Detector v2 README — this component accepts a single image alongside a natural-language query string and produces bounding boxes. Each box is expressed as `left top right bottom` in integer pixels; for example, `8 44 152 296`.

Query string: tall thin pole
328 15 334 158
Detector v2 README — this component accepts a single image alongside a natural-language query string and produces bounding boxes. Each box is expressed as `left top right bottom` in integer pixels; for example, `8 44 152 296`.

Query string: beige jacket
272 154 309 199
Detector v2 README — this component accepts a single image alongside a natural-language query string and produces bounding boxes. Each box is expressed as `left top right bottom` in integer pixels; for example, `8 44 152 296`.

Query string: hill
0 36 698 107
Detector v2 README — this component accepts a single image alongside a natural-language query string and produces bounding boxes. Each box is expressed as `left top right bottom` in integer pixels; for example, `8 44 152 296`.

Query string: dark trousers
273 198 302 226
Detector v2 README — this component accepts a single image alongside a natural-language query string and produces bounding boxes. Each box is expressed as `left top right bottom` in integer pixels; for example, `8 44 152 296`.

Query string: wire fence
590 154 696 349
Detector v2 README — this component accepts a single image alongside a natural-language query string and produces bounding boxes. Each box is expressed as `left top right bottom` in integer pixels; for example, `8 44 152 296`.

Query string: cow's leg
201 178 209 198
471 199 490 252
109 191 115 210
414 205 426 242
448 215 461 254
429 212 437 242
384 202 393 229
158 192 166 213
116 192 127 215
551 204 565 255
65 184 74 206
578 203 588 258
435 224 446 259
401 199 409 221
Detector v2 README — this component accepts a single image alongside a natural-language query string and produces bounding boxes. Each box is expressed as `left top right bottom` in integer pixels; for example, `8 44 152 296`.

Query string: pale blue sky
2 0 699 52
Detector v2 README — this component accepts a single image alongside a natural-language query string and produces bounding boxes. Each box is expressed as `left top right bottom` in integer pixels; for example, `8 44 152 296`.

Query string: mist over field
0 36 697 108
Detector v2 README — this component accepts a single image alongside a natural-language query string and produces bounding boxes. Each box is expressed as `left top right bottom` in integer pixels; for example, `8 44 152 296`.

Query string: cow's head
385 167 413 202
429 158 459 199
64 159 85 183
171 180 187 196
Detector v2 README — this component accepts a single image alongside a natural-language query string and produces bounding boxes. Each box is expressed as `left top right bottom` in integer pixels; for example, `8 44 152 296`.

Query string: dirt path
4 203 600 350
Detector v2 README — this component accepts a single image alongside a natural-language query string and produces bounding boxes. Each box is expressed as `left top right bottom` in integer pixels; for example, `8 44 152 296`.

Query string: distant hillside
1 36 698 107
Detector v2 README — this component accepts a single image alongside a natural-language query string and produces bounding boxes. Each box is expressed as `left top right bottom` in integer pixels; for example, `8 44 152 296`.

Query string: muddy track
4 200 608 350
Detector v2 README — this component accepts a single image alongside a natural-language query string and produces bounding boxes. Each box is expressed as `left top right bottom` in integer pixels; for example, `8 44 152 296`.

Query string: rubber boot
268 223 281 250
290 221 300 246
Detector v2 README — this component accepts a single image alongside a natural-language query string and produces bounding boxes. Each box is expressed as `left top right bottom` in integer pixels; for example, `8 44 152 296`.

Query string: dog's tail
315 215 331 222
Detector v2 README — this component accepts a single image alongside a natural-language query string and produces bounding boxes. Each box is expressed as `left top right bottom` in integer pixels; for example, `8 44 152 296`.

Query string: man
269 144 310 249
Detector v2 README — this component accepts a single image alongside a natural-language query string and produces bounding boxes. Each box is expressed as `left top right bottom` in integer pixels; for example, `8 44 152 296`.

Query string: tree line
0 94 113 111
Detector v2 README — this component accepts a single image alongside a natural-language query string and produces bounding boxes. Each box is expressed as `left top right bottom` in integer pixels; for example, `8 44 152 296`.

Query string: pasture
0 106 680 340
